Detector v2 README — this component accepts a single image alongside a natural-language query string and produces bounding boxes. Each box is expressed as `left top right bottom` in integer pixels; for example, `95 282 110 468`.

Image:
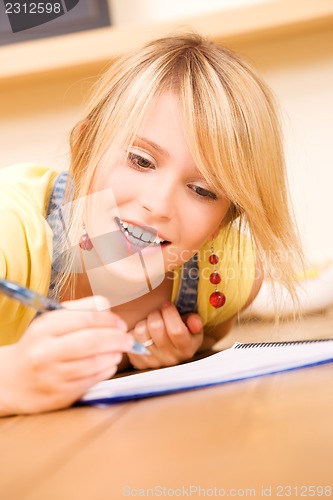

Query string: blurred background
1 0 333 265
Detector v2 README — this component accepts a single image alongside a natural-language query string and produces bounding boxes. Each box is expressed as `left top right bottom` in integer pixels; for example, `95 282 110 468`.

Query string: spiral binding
234 339 333 349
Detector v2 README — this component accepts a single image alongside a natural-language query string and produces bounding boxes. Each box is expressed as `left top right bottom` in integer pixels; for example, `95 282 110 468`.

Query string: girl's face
86 92 230 298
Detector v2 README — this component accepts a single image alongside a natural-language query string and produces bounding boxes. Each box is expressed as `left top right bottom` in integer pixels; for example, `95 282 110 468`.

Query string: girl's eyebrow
134 136 170 158
133 135 203 178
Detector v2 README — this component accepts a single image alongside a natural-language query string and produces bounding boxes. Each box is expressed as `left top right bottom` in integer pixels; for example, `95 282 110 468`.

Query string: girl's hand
0 296 135 416
128 302 203 370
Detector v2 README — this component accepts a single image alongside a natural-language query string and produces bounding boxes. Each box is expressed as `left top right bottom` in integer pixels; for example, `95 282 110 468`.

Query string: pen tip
130 340 151 356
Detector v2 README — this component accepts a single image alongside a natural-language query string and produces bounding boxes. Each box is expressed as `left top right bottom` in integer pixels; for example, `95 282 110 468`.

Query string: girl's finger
32 307 128 337
182 313 203 335
54 330 134 361
146 310 174 350
57 351 123 381
160 302 193 350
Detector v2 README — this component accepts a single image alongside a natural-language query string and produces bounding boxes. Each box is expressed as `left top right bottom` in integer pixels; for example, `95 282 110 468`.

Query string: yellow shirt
0 164 57 344
0 164 255 345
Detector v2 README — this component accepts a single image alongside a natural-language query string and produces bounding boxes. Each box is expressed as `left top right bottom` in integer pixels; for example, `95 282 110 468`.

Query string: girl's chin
85 256 166 307
105 261 164 284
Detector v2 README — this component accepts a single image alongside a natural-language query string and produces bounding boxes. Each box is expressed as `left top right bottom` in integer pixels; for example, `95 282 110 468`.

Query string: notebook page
80 340 333 403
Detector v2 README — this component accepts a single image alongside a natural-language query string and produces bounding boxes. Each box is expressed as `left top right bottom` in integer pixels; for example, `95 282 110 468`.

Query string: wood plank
217 308 333 350
0 404 133 499
15 364 333 500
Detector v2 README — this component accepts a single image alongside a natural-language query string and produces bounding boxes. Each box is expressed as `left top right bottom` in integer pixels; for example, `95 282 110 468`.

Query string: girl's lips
114 217 171 251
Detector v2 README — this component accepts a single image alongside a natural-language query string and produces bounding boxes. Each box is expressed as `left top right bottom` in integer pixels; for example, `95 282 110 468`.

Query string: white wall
109 0 269 25
0 76 90 172
236 29 333 263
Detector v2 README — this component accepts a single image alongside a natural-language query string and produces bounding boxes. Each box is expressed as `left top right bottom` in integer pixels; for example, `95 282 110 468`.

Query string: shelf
1 0 333 87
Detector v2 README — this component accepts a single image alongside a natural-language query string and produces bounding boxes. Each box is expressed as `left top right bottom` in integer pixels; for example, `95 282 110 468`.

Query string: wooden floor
215 307 333 351
1 307 333 500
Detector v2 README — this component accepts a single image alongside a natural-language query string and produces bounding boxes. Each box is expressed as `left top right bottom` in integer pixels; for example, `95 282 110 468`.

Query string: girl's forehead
137 92 182 124
134 93 187 143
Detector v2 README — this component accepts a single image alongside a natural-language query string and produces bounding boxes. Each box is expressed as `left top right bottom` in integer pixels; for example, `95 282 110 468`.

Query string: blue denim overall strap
174 253 199 315
45 170 69 299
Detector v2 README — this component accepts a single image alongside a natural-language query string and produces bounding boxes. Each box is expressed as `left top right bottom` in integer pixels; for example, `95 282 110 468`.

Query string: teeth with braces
117 218 166 245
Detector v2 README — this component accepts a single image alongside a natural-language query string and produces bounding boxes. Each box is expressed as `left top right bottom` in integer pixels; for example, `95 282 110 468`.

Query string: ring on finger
143 338 154 348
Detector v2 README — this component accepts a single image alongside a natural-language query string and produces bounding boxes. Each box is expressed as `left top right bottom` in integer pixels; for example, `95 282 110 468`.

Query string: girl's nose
140 176 177 220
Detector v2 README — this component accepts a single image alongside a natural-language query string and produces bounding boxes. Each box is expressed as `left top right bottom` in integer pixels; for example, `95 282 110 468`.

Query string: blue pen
0 278 150 355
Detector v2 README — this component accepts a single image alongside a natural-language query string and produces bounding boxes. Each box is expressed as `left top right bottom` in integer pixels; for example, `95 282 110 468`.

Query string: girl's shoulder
0 164 60 344
0 162 59 180
0 163 59 215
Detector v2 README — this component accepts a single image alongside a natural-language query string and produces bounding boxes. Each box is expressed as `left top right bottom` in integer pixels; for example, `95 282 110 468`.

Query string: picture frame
0 0 111 45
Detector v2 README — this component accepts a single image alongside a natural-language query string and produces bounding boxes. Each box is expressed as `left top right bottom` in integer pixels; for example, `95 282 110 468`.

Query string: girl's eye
127 152 155 170
190 185 218 200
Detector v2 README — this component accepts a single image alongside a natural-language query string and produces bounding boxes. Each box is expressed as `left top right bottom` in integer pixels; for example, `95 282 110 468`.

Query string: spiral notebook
79 339 333 406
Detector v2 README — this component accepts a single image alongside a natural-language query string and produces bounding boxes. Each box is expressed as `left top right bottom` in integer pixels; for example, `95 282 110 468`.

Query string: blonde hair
60 32 303 304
